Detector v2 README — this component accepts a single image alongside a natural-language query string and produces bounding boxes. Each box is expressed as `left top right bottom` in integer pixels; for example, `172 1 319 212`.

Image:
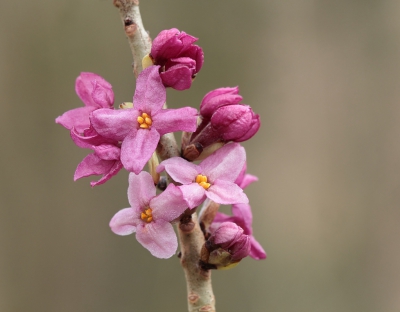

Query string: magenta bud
202 222 251 269
150 28 204 90
200 87 243 119
210 105 260 142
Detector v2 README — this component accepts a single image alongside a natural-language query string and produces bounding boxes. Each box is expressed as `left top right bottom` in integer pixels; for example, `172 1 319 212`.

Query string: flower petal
91 108 137 141
121 128 160 174
150 184 187 221
127 171 156 211
90 161 123 187
152 107 198 136
178 184 206 208
200 143 246 182
160 65 193 90
249 236 267 260
74 153 115 180
157 157 200 184
109 208 140 236
55 106 95 132
135 221 178 258
133 66 166 115
206 179 248 205
94 144 121 160
75 72 113 107
232 203 253 234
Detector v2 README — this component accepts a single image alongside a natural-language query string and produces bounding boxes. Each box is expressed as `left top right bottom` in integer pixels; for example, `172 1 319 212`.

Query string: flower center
137 112 152 129
196 174 211 190
140 208 153 223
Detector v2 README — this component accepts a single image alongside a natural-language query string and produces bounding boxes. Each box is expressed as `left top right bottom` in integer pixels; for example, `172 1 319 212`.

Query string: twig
113 0 152 77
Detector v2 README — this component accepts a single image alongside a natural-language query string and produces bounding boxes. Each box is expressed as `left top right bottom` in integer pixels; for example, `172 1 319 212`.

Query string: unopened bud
200 222 250 270
210 105 260 142
200 87 243 119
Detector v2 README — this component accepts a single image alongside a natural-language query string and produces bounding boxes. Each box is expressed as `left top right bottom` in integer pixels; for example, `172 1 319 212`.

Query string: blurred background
1 0 400 311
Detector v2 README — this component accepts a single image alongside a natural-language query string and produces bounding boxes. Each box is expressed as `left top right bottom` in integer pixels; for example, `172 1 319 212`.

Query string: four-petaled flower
157 143 249 208
90 65 198 174
56 72 114 133
109 171 188 258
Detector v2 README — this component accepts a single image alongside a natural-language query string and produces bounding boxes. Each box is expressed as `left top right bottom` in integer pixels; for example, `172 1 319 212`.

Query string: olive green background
1 0 400 311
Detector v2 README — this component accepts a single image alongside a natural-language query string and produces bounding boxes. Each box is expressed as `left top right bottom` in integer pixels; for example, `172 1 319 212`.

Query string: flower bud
150 28 204 90
200 222 250 270
200 87 243 119
210 104 260 142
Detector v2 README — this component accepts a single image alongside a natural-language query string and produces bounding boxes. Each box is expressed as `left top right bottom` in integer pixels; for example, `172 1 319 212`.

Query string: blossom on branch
157 143 249 208
109 172 188 258
148 28 204 90
56 72 114 133
90 66 198 174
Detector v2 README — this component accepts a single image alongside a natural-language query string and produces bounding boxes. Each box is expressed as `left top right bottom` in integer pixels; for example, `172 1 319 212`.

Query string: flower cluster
56 28 265 263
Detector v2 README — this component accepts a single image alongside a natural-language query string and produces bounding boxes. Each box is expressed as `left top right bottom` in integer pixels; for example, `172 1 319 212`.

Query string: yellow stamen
137 112 152 129
140 208 153 223
196 174 211 190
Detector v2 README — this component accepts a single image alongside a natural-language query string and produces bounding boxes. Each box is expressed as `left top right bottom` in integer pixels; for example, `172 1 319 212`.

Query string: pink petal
249 236 267 260
178 184 206 208
135 221 178 258
150 184 187 221
70 126 115 149
90 161 123 187
55 106 95 132
238 173 258 190
160 65 193 90
91 80 114 108
152 107 198 136
93 144 121 160
91 108 137 141
109 207 140 236
206 179 248 205
200 143 246 182
120 128 160 174
75 72 112 107
133 66 166 115
157 157 200 184
127 172 156 211
74 153 116 180
232 204 253 234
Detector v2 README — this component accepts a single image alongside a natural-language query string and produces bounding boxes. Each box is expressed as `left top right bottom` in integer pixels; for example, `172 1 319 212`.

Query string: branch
113 0 152 77
179 213 216 312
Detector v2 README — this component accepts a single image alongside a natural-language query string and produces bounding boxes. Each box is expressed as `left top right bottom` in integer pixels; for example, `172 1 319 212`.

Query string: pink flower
182 87 260 161
70 127 123 187
55 72 114 133
109 171 188 258
213 204 266 260
208 222 251 261
90 66 198 174
213 162 266 260
157 143 249 208
150 28 204 90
